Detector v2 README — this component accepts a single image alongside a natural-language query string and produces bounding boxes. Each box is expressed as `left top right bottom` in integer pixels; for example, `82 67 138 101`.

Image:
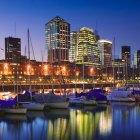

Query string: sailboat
33 62 69 109
107 39 136 102
0 65 27 114
0 98 27 114
33 39 69 109
19 29 45 111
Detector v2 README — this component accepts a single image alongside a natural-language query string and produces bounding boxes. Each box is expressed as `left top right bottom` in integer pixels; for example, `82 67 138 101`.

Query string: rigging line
29 32 36 60
41 50 44 63
55 48 66 94
27 28 32 95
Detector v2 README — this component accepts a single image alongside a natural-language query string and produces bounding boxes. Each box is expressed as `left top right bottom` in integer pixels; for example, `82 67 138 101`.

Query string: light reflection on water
0 103 140 140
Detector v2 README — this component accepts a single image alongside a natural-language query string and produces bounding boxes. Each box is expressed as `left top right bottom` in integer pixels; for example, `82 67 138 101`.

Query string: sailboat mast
83 54 85 92
27 29 32 96
125 56 128 86
16 64 19 106
41 51 45 93
113 38 115 88
51 48 54 92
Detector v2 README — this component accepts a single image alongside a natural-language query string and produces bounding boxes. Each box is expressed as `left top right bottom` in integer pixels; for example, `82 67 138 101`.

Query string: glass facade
69 27 100 67
134 50 140 68
69 32 78 62
121 46 131 67
98 40 112 68
45 16 70 63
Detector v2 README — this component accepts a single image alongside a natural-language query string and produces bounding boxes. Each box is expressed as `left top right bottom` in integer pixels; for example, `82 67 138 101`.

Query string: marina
0 0 140 139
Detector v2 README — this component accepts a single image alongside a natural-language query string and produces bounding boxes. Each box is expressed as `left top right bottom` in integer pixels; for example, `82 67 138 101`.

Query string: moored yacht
33 91 69 109
107 88 136 102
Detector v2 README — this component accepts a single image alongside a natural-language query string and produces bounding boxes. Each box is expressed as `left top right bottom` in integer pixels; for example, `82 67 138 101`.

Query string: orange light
43 64 48 75
27 64 31 75
3 63 9 75
76 71 79 77
90 67 94 73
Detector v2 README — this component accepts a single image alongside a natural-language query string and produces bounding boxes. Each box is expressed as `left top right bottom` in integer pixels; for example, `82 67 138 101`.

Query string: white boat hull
96 100 108 104
107 88 136 102
69 98 84 105
69 98 96 106
4 114 27 120
83 100 96 105
107 96 136 102
21 102 45 111
4 108 27 114
46 102 69 109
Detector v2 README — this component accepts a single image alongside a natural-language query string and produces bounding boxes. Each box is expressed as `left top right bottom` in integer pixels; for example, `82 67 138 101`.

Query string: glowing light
98 39 112 44
76 71 79 76
27 64 31 75
3 63 9 75
62 66 66 72
43 64 49 75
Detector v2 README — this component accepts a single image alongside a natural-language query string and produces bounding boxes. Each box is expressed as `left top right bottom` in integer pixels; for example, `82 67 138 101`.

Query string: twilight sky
0 0 140 61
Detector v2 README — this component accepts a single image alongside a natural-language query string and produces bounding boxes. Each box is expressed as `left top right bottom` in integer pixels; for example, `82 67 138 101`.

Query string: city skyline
0 0 140 61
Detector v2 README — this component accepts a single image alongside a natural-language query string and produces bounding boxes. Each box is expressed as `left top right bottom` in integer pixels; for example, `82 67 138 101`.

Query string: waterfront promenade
0 82 140 92
0 83 114 92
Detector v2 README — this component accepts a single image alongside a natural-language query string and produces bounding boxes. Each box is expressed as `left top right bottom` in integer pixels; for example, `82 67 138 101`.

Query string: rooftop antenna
95 21 98 31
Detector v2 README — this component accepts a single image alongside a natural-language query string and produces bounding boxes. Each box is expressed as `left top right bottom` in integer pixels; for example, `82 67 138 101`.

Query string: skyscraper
45 16 70 63
121 46 131 67
134 50 140 68
69 27 100 67
5 37 21 63
69 31 78 62
98 39 112 68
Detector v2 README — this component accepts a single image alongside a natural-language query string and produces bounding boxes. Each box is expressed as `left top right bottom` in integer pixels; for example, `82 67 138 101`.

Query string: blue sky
0 0 140 60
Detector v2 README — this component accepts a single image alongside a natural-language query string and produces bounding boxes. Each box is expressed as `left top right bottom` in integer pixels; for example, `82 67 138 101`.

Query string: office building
134 50 140 68
70 27 100 67
45 16 70 63
121 46 131 67
69 32 78 62
98 39 112 68
5 37 21 63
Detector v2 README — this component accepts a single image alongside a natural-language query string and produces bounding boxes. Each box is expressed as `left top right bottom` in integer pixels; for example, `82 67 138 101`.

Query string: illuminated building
45 16 70 63
134 50 140 68
98 39 112 68
113 58 125 67
69 32 78 62
121 46 131 67
5 37 21 63
70 27 100 67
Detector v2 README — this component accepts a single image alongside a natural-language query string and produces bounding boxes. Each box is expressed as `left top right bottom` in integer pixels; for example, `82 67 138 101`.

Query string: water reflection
70 106 107 140
99 106 112 136
1 103 140 140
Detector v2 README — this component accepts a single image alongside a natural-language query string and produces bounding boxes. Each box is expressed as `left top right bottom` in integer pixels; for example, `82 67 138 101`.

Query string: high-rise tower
45 16 70 63
134 50 140 68
121 46 131 67
69 27 100 67
69 31 78 62
5 37 21 63
98 39 112 68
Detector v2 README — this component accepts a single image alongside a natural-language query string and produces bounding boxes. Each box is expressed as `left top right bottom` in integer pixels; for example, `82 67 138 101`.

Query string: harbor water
0 103 140 140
